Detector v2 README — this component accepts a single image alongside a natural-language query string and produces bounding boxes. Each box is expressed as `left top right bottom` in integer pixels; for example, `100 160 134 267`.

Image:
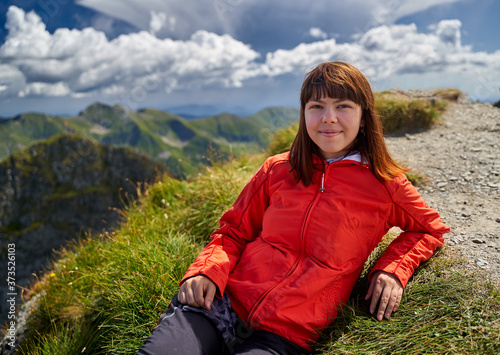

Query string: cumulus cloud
257 19 500 101
309 27 328 40
261 20 499 84
0 6 259 102
149 10 176 37
435 19 462 47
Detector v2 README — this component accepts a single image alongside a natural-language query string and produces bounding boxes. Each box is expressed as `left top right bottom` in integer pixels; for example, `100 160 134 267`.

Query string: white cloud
259 19 500 101
309 27 328 40
19 82 71 97
261 40 357 77
149 10 176 37
0 64 26 97
149 11 167 35
435 19 462 47
0 6 259 103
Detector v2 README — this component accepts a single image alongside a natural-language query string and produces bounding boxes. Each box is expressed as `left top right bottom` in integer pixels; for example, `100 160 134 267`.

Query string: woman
138 62 450 355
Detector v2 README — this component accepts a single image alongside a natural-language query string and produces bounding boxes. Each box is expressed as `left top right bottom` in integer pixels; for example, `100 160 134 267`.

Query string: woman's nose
322 107 338 123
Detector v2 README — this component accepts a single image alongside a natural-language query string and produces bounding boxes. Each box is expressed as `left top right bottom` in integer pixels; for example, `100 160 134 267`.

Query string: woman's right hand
178 275 217 310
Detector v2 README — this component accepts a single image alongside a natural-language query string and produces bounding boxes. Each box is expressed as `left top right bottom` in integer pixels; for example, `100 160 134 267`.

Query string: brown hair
289 62 408 185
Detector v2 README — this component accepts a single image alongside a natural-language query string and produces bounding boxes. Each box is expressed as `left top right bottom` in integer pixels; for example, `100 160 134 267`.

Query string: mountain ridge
0 103 300 178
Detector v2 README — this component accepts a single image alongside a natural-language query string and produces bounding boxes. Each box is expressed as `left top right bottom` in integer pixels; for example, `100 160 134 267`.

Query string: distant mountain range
165 104 256 119
0 103 300 178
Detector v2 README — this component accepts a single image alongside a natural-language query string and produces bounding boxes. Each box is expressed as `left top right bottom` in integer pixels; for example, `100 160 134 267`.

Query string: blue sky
0 0 499 117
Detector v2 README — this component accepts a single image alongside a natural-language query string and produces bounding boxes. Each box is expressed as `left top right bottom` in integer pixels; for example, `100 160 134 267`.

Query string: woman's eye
310 104 322 109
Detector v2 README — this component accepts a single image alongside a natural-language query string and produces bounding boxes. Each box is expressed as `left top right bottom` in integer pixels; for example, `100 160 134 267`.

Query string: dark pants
137 296 308 355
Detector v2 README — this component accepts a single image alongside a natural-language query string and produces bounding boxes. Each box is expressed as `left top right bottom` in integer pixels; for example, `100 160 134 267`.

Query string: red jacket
181 152 450 350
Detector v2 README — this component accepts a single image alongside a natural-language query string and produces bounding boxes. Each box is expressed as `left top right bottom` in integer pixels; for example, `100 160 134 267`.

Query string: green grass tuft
375 92 448 134
267 123 299 156
405 171 425 185
434 88 464 101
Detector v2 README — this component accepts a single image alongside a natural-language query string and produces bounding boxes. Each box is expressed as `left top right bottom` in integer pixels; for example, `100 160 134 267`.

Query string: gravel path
385 91 500 283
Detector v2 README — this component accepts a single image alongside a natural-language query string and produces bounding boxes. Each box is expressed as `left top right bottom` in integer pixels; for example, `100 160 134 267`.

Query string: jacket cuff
367 266 408 289
180 267 227 298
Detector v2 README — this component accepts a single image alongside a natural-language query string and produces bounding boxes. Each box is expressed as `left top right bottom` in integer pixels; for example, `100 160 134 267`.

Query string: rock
476 259 489 268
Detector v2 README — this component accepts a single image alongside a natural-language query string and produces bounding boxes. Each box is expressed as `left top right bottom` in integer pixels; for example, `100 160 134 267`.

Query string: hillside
0 104 300 178
0 134 166 326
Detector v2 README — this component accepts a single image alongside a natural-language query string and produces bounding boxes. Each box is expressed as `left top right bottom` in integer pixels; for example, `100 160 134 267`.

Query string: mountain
0 133 166 324
165 104 254 119
0 104 300 178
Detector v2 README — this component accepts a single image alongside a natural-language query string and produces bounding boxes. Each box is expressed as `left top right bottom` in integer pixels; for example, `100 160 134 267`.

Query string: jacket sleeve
180 157 274 297
370 174 450 288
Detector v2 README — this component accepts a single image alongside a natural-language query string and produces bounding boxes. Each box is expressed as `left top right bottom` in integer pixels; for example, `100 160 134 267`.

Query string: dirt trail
385 92 500 282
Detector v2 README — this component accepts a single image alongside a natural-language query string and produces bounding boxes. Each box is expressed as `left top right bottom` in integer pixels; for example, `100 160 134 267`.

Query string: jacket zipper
320 171 326 192
247 162 329 327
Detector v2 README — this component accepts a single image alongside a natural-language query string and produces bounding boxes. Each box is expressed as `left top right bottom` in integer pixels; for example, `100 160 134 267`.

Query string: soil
385 90 500 283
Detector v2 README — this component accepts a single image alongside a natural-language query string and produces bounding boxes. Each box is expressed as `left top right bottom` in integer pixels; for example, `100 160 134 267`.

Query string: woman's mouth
320 130 341 137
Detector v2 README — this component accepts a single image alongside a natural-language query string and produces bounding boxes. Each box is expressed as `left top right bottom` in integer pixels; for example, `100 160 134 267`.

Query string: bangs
300 63 368 108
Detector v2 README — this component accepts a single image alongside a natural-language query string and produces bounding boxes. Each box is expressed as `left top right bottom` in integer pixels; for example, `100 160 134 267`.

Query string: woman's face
305 96 364 159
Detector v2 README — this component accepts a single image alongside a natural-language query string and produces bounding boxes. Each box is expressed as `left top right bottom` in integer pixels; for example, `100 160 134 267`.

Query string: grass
374 92 448 134
267 122 299 156
434 88 464 101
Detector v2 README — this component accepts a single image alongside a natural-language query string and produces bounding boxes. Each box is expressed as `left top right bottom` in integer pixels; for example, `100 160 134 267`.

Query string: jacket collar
312 151 364 169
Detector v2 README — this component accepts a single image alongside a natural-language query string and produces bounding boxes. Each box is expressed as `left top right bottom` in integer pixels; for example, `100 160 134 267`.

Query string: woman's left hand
365 270 403 321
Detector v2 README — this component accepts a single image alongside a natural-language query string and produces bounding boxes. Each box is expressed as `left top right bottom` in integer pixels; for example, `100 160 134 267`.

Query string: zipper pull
320 171 325 192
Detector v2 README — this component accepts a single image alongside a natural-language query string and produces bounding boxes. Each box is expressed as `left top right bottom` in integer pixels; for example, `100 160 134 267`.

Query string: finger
392 287 403 313
383 291 401 319
178 284 186 304
192 281 206 308
376 289 392 321
204 282 216 310
183 281 200 308
369 283 382 315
